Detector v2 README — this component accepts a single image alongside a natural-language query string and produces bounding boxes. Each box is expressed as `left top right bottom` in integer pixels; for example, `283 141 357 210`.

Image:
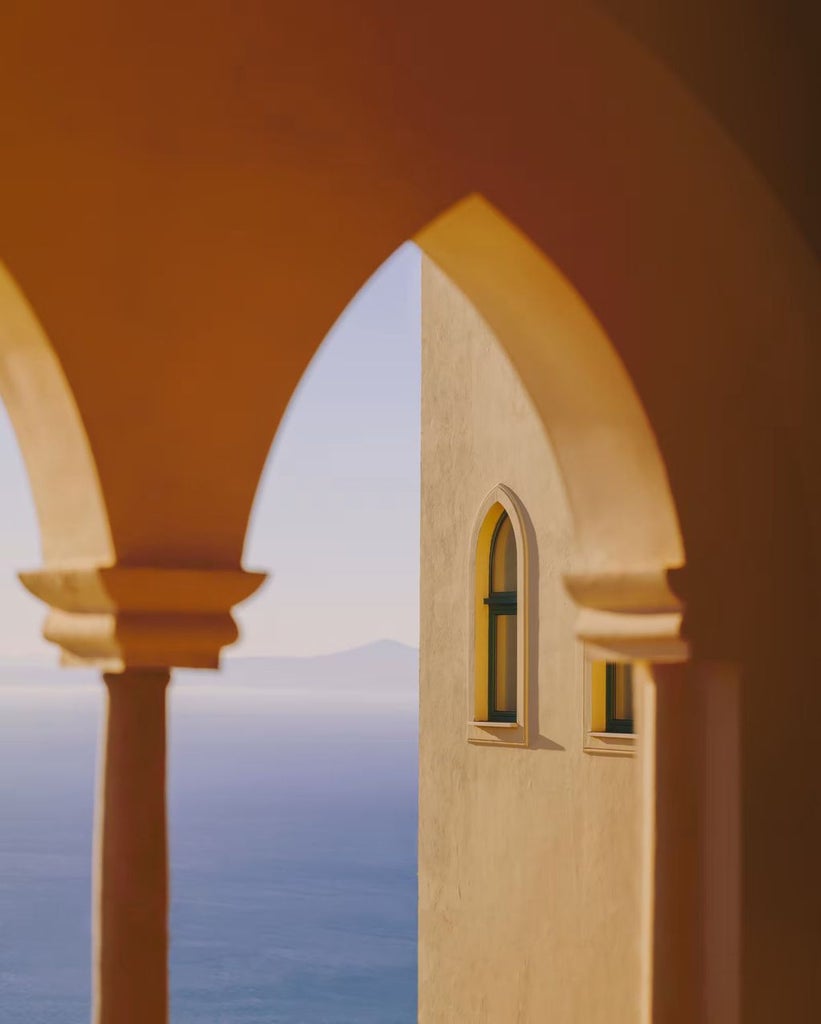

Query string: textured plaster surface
419 259 640 1022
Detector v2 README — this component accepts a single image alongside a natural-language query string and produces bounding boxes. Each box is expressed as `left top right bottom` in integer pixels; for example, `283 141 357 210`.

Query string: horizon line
0 636 420 671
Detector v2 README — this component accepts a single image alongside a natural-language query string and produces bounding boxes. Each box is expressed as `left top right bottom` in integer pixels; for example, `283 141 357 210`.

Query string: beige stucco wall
419 257 642 1023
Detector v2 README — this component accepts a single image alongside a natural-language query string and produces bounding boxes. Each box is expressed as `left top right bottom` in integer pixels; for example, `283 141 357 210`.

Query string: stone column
646 660 741 1024
93 669 171 1024
566 569 706 1024
18 565 267 1024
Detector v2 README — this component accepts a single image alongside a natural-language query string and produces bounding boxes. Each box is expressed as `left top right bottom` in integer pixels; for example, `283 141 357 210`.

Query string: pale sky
0 243 421 663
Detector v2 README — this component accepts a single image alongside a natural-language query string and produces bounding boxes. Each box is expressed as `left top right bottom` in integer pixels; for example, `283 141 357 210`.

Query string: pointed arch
416 195 684 589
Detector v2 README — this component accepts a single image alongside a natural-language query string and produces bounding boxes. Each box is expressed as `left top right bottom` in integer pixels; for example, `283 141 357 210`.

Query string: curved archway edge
416 195 685 585
0 7 818 1021
0 264 113 569
0 0 816 671
3 194 689 667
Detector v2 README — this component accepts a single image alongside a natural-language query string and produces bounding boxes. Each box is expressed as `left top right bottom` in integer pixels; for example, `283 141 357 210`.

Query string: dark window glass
491 611 517 715
605 663 634 733
490 513 517 592
485 511 517 722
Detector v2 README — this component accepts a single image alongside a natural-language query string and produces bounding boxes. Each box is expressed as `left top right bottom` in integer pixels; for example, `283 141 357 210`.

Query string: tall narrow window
484 511 518 722
605 663 634 733
469 486 529 745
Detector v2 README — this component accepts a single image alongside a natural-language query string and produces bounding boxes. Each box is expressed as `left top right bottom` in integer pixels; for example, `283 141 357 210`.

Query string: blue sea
0 667 418 1023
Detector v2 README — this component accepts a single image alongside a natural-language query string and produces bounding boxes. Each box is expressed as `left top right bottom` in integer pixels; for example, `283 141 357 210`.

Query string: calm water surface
0 678 417 1023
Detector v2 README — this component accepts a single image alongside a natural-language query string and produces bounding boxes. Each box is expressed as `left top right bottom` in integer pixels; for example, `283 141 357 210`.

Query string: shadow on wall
519 497 564 752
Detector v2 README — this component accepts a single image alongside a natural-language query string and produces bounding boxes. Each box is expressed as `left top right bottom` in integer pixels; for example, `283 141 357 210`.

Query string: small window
484 511 517 722
584 657 636 754
605 662 634 733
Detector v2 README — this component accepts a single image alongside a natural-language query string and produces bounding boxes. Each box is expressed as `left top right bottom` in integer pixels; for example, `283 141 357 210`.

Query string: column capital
564 567 689 662
19 565 266 671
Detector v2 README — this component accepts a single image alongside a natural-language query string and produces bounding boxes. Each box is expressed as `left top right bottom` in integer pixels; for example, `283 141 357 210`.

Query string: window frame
467 485 530 747
582 647 637 756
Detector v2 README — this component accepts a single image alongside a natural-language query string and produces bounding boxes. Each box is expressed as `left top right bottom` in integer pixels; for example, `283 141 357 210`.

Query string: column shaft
93 669 170 1024
643 661 741 1024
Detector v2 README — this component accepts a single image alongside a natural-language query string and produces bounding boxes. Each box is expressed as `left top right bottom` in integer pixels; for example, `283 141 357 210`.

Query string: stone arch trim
0 264 265 670
0 262 113 568
417 195 684 579
0 2 815 673
417 196 687 658
3 192 688 667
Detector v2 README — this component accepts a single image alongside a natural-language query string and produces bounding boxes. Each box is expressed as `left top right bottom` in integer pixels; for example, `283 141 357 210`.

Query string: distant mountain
217 634 415 684
214 638 419 696
0 640 420 701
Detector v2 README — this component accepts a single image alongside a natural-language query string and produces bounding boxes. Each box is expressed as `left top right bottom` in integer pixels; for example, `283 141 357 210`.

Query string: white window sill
584 730 636 757
471 721 520 729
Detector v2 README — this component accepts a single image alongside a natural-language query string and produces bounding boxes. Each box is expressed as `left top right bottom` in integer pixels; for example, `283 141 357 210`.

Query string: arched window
468 486 529 745
484 511 518 722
